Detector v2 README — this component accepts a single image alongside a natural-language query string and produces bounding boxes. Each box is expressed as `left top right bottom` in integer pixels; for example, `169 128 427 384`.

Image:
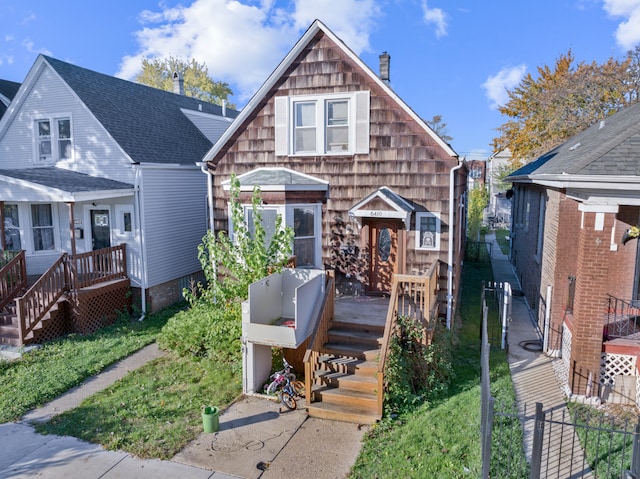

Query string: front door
368 219 399 294
90 209 111 251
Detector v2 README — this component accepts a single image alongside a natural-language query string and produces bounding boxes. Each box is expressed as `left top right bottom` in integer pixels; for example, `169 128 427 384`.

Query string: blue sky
1 0 639 160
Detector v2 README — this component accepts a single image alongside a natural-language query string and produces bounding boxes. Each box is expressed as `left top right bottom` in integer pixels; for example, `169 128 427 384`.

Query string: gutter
447 160 464 329
134 166 147 320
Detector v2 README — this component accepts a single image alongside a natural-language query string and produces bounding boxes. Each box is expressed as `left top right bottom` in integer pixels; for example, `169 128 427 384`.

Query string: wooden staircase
306 318 384 424
303 265 441 425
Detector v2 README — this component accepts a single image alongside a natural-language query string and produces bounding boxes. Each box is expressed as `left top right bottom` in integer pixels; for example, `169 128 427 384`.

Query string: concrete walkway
487 233 594 478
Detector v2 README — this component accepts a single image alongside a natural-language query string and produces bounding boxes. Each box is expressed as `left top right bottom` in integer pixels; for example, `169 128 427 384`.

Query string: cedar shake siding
208 28 461 297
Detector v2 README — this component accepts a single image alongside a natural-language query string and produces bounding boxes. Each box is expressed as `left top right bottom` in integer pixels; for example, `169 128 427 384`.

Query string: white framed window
230 203 322 268
4 204 21 250
31 204 55 251
275 91 370 156
115 205 134 236
415 212 441 251
34 116 73 162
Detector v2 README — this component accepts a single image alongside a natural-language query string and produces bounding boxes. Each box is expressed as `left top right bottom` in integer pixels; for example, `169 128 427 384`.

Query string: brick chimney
379 52 390 84
172 71 185 95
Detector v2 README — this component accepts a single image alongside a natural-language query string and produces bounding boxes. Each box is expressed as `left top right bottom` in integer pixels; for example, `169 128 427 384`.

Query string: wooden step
314 385 378 411
331 320 385 335
306 400 380 424
316 370 378 394
0 330 21 346
327 328 382 348
322 343 380 361
319 355 378 376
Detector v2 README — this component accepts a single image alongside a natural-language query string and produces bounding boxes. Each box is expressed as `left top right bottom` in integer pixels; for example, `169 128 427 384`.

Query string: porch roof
348 186 415 229
221 167 329 192
0 167 134 202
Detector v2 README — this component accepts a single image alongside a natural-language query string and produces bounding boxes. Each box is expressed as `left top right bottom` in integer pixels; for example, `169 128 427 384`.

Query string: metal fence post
630 421 640 477
481 395 494 479
529 403 545 479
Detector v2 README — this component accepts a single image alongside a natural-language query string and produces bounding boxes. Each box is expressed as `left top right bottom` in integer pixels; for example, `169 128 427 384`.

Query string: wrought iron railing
603 294 640 339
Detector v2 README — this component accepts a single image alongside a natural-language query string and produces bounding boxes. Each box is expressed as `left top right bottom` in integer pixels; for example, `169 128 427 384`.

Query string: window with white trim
115 205 134 236
31 204 55 251
35 116 73 162
275 91 370 156
4 204 21 250
231 204 322 268
415 212 441 250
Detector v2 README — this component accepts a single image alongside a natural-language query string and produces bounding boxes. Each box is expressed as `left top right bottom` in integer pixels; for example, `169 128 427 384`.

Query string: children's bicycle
264 358 296 395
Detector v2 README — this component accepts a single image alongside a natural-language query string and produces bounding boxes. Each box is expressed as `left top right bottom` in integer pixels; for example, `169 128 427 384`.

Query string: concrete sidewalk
486 232 593 478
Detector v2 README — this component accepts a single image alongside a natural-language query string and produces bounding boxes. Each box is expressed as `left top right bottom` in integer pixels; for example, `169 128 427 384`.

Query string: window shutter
354 91 370 154
274 96 289 156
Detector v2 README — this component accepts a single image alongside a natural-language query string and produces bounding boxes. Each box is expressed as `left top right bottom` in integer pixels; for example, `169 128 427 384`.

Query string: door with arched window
368 219 398 294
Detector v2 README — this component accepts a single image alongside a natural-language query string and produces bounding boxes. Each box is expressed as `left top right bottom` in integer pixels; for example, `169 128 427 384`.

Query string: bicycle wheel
291 380 305 396
266 379 280 395
278 390 297 410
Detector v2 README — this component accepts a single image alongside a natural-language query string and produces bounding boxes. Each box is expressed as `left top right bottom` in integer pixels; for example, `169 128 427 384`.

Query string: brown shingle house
200 20 468 324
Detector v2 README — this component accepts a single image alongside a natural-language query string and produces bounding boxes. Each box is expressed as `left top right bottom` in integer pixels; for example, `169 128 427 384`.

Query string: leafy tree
467 185 489 241
493 50 638 164
135 56 235 108
185 174 294 306
492 162 520 192
426 114 453 143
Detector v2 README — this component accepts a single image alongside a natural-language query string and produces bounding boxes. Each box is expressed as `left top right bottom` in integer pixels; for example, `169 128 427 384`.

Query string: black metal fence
481 282 640 478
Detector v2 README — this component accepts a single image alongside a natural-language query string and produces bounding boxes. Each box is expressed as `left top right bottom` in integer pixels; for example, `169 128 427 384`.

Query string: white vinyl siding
0 66 134 183
137 166 207 288
274 91 370 156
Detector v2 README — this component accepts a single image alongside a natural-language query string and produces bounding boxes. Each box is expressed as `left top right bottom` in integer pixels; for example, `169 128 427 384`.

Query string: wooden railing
376 263 441 417
0 250 27 312
303 271 336 406
16 253 68 344
71 244 128 289
12 245 128 345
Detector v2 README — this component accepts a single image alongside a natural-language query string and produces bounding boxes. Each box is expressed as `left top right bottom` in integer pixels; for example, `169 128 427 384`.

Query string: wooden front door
368 219 399 294
90 209 111 251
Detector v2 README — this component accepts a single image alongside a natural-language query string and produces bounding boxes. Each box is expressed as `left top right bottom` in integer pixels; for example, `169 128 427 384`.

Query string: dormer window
35 116 73 162
275 91 370 156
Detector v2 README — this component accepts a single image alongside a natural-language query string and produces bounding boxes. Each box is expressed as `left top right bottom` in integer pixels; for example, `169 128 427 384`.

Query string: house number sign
370 211 383 217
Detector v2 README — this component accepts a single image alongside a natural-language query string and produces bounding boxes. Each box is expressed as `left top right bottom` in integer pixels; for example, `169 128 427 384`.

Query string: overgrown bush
157 302 241 365
384 316 455 415
185 174 294 306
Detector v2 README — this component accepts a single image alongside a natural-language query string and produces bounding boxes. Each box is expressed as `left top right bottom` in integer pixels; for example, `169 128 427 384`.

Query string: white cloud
117 0 381 101
421 1 447 38
482 64 526 109
603 0 640 49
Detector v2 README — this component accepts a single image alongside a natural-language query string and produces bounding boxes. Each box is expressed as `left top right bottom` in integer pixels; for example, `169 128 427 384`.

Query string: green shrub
157 302 241 364
384 316 455 415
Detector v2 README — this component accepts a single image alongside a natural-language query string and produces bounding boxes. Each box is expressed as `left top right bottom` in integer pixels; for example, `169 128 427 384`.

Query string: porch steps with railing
0 294 67 346
306 311 385 424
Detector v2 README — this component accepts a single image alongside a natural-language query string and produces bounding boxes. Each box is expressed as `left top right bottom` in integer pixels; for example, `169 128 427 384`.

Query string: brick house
199 20 468 325
508 101 640 399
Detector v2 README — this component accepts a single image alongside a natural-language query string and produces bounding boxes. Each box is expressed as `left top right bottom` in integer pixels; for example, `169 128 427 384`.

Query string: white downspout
134 166 147 320
198 162 215 232
447 160 464 329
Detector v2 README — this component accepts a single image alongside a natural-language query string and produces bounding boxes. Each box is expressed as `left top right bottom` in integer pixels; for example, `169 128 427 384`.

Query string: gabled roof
0 167 133 202
202 19 457 164
2 55 239 165
349 186 415 229
509 101 640 184
0 79 21 119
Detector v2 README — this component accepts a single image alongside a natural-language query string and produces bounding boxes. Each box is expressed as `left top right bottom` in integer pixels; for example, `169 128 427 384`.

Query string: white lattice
600 352 637 387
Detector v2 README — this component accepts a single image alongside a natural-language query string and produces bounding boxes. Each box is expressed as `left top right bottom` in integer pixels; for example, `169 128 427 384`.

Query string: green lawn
0 304 183 423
